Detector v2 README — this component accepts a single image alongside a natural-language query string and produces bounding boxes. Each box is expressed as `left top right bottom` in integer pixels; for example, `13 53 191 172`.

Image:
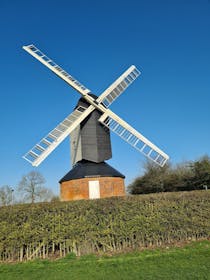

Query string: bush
0 190 209 262
128 156 210 194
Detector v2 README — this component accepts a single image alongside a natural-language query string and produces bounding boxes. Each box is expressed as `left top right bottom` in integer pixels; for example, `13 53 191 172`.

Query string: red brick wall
60 177 125 201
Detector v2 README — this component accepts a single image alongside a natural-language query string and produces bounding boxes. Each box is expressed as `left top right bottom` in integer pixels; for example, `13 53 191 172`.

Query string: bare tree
18 171 54 203
0 185 14 206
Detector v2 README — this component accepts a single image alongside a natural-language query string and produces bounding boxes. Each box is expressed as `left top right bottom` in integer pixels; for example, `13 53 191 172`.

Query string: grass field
0 240 209 280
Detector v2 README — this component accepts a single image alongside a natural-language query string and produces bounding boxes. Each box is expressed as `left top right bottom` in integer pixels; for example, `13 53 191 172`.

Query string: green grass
0 241 210 280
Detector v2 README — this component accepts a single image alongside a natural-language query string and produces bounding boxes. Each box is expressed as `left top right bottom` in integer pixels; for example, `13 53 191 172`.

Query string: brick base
60 177 125 201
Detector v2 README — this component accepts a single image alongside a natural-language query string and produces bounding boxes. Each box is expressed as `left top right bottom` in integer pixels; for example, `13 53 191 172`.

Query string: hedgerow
0 190 209 262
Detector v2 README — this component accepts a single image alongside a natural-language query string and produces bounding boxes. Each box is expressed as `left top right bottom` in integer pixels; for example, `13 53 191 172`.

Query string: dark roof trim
59 160 125 183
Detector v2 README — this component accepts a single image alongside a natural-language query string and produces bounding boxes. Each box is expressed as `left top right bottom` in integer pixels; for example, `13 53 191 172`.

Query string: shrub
0 190 209 262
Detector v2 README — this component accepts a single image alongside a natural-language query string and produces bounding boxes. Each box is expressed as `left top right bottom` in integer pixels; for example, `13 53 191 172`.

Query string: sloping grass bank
0 241 209 280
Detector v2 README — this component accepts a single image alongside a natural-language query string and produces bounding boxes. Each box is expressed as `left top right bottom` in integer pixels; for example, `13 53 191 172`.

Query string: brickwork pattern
60 177 125 201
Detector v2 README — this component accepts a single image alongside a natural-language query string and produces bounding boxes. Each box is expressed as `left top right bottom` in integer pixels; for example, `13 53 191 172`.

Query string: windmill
22 44 169 200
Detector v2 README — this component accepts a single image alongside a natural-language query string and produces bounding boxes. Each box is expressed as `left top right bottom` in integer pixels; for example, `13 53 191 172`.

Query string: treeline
0 190 209 262
128 155 210 194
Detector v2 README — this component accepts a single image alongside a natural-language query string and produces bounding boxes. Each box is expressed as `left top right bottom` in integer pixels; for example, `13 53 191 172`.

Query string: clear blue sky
0 0 209 195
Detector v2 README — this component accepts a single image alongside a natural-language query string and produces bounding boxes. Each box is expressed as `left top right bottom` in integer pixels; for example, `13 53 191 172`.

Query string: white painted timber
96 65 140 107
23 105 95 166
99 110 169 167
88 181 100 199
23 45 91 96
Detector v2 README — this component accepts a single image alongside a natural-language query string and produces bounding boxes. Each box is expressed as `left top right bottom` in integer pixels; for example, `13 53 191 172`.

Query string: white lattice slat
23 45 90 96
23 106 95 166
99 111 169 167
96 65 141 107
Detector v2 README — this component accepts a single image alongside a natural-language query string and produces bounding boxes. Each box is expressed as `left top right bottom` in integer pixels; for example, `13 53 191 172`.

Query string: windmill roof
59 160 125 183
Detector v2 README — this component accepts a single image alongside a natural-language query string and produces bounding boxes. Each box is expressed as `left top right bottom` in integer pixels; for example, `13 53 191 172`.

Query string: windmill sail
99 110 169 167
96 65 140 107
23 105 95 166
22 43 169 167
23 45 90 96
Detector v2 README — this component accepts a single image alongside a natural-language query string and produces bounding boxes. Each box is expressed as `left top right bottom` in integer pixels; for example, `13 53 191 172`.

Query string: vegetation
128 155 210 194
0 240 209 279
0 171 55 206
18 171 54 203
0 185 14 206
0 190 209 262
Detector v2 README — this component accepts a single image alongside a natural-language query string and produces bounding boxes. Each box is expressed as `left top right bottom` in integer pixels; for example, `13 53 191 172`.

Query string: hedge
0 190 209 262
